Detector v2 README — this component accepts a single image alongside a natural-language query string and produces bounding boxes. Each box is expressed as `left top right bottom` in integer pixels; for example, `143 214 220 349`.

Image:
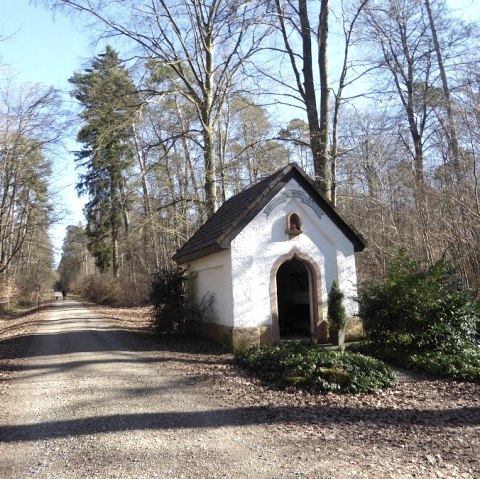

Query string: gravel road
0 299 327 478
1 299 479 479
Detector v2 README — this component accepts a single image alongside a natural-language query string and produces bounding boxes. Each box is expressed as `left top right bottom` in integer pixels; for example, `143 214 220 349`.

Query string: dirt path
1 300 479 478
0 300 293 478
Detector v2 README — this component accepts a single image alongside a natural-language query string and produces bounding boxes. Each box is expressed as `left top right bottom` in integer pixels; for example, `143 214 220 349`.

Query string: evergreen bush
327 280 347 331
354 251 480 382
235 340 396 394
409 349 480 382
349 341 480 382
150 266 187 334
359 252 479 353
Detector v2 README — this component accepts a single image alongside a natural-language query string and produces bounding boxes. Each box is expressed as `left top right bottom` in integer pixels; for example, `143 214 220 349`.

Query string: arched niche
286 212 303 236
269 248 326 343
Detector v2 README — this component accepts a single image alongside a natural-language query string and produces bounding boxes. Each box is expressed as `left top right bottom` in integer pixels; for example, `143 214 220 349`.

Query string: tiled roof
173 163 366 264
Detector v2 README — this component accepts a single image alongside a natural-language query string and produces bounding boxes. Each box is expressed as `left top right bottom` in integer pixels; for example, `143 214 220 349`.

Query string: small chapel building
173 163 366 349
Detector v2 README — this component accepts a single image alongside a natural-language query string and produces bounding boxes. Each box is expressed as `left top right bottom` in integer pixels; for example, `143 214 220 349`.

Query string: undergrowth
356 252 480 382
235 340 396 394
350 341 480 383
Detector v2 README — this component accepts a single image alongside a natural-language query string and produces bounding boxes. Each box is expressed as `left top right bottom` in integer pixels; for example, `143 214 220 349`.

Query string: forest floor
0 299 479 478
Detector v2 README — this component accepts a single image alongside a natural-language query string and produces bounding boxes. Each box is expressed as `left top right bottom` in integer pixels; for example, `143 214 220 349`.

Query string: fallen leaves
0 306 48 385
3 302 479 478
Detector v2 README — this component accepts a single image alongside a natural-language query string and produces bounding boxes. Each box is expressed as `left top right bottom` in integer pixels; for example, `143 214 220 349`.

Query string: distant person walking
62 288 67 300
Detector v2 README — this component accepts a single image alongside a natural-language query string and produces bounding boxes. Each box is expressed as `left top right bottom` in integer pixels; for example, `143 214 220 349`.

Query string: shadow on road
0 327 158 359
1 404 479 442
0 299 227 361
0 325 228 360
6 354 224 384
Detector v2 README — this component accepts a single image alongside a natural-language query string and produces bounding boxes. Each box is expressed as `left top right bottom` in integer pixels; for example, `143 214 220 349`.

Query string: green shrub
348 341 412 368
235 340 396 394
327 280 347 331
359 252 480 353
350 341 480 382
150 266 187 334
409 349 480 382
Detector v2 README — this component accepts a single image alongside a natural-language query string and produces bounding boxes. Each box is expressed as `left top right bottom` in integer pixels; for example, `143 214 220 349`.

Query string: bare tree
330 0 369 206
51 0 271 217
271 0 369 201
0 80 61 304
363 0 433 191
0 82 62 275
226 96 288 189
361 0 441 263
424 0 460 177
273 0 330 195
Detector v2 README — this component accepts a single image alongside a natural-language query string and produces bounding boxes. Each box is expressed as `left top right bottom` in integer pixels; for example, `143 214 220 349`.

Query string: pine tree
327 280 347 331
70 47 138 277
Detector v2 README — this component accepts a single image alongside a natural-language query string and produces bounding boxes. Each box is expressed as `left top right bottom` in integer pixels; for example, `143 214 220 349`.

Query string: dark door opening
276 258 311 338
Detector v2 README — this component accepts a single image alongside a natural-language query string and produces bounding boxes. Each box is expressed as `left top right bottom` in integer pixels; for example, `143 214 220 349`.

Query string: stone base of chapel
188 321 273 351
190 317 364 351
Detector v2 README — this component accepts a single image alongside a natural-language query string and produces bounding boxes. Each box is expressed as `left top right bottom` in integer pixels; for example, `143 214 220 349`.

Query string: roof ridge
216 165 292 247
173 162 365 264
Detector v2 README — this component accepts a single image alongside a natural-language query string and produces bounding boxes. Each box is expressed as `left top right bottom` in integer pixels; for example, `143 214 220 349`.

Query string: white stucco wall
336 248 361 315
187 249 234 327
230 179 359 329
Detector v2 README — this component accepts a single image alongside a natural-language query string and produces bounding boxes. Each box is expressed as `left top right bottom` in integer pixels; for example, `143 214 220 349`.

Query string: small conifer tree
327 280 347 331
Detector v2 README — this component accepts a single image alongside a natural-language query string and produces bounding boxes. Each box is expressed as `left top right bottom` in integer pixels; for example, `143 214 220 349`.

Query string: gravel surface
0 299 479 478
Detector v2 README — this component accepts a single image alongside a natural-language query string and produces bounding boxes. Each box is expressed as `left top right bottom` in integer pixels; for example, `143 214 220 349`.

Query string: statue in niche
287 213 303 236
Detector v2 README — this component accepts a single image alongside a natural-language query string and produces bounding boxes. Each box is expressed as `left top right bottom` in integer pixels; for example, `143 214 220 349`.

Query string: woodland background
1 0 479 307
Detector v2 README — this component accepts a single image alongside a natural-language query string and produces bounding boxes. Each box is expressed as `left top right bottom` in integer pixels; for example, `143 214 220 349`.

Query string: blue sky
0 0 94 261
0 1 95 88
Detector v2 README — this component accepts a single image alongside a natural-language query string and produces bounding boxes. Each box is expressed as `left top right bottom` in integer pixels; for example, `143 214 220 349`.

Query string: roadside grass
348 341 480 383
235 340 396 394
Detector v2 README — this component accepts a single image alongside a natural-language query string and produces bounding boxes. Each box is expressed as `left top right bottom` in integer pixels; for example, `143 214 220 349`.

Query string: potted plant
327 280 347 346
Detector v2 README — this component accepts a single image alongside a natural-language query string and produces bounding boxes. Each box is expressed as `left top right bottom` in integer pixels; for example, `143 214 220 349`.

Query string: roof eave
173 162 367 263
173 243 226 265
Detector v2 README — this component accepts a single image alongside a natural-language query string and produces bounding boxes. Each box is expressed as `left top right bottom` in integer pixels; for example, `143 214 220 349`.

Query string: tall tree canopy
70 46 139 277
49 0 480 299
54 0 272 217
0 77 61 306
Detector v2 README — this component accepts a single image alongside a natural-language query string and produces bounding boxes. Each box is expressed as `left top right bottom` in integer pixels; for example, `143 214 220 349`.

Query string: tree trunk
330 0 369 206
132 121 160 271
112 238 119 278
203 121 217 217
297 0 328 196
318 0 330 198
217 105 231 204
202 37 217 217
111 177 120 279
424 0 461 179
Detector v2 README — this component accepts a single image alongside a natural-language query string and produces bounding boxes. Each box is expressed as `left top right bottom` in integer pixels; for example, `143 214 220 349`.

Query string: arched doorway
276 258 312 338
